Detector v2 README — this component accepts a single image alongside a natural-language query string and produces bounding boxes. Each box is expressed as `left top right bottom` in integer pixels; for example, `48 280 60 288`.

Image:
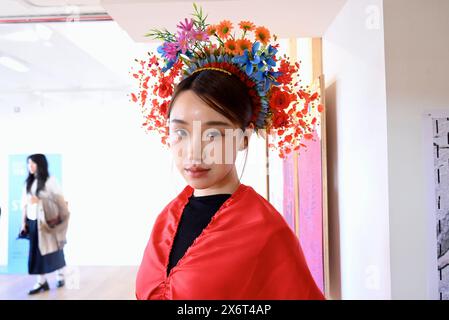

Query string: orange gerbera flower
224 39 238 55
236 38 252 55
238 21 255 32
255 26 271 45
217 20 233 39
206 24 217 36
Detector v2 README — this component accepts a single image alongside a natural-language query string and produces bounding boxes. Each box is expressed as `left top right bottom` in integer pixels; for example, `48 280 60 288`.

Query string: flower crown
130 3 323 158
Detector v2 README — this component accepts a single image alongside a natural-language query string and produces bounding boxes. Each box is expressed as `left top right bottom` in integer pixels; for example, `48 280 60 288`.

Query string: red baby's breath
129 53 184 145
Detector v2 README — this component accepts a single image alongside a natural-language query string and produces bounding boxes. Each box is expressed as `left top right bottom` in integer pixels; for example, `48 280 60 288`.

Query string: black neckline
191 193 231 199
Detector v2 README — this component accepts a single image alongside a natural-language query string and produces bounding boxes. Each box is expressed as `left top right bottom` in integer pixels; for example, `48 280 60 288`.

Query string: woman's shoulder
235 184 290 230
242 185 281 213
45 176 62 194
45 176 57 186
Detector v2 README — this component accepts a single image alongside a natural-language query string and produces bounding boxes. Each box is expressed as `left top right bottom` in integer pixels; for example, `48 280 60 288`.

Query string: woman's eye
175 129 188 138
206 131 222 141
170 129 188 142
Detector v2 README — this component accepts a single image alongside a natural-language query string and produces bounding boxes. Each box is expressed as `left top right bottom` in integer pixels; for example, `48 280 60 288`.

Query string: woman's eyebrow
170 119 232 126
169 119 188 124
204 120 232 126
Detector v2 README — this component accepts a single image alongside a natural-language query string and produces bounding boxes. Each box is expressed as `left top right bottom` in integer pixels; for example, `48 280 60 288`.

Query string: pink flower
176 31 190 54
177 18 194 33
192 30 209 42
161 42 179 61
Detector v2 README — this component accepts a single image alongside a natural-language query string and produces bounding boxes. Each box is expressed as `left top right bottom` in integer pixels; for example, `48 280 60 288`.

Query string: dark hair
168 70 253 130
26 154 49 196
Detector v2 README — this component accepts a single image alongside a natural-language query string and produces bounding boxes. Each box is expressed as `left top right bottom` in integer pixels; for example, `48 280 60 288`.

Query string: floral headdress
130 3 323 158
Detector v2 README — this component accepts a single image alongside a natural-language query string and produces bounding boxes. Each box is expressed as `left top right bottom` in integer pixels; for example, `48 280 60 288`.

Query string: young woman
134 7 324 300
20 154 67 295
135 70 324 300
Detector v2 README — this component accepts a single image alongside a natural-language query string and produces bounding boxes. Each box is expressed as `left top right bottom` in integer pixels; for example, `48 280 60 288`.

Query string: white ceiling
1 0 347 38
0 21 152 90
0 0 347 109
102 0 348 41
0 20 156 112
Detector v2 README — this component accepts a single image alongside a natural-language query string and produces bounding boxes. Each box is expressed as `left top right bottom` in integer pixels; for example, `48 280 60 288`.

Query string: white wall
383 0 449 299
323 0 391 299
0 89 175 266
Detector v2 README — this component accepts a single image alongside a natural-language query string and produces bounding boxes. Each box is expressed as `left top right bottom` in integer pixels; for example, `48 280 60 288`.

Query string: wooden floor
0 266 138 300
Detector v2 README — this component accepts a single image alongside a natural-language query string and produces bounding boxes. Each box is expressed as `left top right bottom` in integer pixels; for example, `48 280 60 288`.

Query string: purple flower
177 18 194 33
172 18 208 56
157 41 179 61
176 31 190 54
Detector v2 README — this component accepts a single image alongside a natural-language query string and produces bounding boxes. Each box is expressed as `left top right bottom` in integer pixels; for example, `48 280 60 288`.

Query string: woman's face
168 90 251 190
28 159 37 175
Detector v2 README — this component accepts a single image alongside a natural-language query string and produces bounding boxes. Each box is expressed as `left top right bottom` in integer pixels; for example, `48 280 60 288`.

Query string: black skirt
26 218 66 275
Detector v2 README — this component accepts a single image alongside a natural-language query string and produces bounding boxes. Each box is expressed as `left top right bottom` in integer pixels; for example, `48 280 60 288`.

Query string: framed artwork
431 117 449 299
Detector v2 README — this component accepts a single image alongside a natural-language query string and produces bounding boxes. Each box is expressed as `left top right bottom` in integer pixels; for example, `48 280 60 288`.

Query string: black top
167 193 231 276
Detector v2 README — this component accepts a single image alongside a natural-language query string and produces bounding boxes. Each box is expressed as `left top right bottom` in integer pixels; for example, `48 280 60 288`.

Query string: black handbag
17 225 30 240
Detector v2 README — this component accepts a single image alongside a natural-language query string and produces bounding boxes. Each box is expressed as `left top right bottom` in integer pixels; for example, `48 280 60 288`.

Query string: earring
239 137 248 151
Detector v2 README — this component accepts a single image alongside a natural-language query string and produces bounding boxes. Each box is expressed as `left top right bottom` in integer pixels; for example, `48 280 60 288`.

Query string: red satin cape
136 183 325 300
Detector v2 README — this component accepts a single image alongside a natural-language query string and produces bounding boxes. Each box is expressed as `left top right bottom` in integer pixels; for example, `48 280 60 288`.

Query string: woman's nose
186 131 203 162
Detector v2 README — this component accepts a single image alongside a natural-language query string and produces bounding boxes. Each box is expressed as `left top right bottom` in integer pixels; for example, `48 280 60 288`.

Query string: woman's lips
184 167 211 178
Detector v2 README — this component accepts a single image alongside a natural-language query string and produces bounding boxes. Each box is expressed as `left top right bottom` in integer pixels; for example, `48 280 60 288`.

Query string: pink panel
297 130 324 291
282 152 296 231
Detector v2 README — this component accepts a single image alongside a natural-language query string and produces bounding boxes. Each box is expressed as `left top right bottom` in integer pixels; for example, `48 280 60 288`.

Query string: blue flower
257 44 278 70
254 69 282 93
161 58 176 72
232 41 262 76
266 44 278 56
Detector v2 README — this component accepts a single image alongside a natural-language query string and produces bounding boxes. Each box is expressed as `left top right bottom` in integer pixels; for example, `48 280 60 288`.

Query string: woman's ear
239 122 254 151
